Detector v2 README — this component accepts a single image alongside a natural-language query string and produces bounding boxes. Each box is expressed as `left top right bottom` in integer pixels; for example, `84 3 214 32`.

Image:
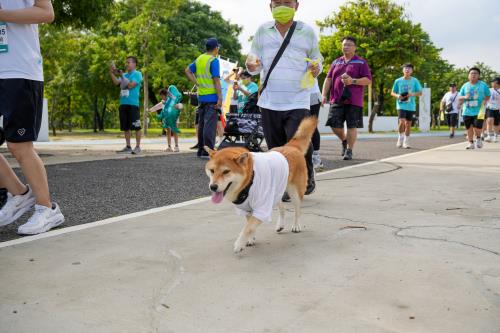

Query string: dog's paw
291 224 302 233
246 237 256 247
233 240 245 253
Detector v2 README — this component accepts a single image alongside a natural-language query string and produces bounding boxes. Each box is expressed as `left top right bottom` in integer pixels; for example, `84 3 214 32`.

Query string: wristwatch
352 79 358 85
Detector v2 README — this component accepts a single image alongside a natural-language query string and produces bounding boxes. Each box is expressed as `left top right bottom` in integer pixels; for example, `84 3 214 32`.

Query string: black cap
492 77 500 84
402 63 414 69
206 37 220 49
449 83 456 87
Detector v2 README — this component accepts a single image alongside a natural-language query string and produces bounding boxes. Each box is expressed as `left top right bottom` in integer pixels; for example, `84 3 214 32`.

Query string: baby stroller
218 92 264 152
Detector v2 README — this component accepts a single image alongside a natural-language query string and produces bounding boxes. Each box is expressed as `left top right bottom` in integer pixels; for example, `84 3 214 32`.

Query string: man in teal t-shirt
458 67 491 150
234 71 258 113
391 63 423 149
109 56 143 154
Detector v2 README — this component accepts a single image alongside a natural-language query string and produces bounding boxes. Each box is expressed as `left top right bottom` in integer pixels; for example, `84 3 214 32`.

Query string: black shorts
486 109 500 126
398 109 415 121
0 79 44 143
325 104 363 129
463 115 484 129
445 113 459 127
119 104 141 131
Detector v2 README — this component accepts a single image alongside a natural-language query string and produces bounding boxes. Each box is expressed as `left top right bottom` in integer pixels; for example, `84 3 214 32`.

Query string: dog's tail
285 116 318 155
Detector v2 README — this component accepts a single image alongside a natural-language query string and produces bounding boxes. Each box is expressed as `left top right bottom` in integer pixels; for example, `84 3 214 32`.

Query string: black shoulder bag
259 21 297 95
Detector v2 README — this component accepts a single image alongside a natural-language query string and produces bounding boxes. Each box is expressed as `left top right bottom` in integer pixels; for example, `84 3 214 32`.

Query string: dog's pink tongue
211 192 224 204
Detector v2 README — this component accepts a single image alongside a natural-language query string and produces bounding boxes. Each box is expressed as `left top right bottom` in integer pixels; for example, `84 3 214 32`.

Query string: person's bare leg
467 126 474 142
135 130 141 148
332 127 346 141
346 128 357 149
405 120 411 136
124 130 131 147
7 142 50 207
0 154 27 195
487 118 496 140
174 133 179 147
166 129 172 147
398 119 405 135
474 127 482 140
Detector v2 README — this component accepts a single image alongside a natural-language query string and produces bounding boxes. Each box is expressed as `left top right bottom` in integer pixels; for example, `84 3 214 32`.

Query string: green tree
318 0 445 131
52 0 114 28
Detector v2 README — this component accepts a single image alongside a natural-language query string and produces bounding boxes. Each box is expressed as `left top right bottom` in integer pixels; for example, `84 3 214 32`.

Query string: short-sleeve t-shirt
486 88 500 110
0 0 43 81
235 151 289 223
189 57 220 103
237 81 259 112
441 91 460 114
119 70 143 107
459 81 491 116
392 77 423 112
326 55 372 108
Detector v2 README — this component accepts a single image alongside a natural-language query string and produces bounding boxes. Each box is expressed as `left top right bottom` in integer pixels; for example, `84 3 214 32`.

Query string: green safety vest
195 54 217 96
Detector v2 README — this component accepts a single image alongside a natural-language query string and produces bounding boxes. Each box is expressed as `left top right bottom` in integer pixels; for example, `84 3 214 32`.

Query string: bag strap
450 92 458 103
259 21 297 95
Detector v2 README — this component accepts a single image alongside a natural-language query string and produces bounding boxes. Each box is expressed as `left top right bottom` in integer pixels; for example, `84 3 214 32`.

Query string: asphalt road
0 136 464 242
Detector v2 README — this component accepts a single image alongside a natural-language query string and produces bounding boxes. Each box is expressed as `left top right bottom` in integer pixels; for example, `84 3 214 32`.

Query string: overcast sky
199 0 500 72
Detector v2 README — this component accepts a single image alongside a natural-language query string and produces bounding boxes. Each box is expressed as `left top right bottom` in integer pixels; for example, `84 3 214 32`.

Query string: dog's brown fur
205 116 318 253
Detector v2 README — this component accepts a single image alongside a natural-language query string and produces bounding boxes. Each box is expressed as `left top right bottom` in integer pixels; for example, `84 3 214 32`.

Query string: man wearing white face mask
246 0 323 197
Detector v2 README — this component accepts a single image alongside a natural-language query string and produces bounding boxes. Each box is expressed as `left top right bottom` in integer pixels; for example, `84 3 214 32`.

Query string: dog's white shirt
234 151 289 222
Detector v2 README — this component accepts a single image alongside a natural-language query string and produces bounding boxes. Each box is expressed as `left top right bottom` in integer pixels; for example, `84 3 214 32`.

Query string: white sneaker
312 152 324 170
396 136 403 148
0 186 36 227
402 138 410 149
466 142 475 150
131 146 142 155
17 203 64 235
484 135 492 142
493 135 498 143
476 139 483 149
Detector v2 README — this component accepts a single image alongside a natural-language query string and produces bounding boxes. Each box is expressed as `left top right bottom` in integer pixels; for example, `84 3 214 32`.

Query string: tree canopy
42 0 242 133
52 0 114 28
317 0 498 130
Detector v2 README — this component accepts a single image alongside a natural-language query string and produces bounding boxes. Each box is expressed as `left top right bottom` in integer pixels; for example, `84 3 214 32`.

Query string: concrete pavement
0 142 499 333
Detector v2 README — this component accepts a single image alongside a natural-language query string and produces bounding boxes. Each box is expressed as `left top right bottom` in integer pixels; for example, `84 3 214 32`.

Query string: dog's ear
204 146 216 157
235 152 249 165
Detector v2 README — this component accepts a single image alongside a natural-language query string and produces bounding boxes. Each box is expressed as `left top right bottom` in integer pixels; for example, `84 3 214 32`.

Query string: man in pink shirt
322 37 372 160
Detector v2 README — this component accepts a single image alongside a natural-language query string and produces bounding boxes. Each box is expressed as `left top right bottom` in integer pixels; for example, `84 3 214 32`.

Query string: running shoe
17 203 64 235
0 186 35 227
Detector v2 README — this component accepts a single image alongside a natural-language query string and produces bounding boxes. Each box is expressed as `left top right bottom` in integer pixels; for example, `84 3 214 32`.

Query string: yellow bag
477 104 486 120
300 58 318 89
440 110 445 122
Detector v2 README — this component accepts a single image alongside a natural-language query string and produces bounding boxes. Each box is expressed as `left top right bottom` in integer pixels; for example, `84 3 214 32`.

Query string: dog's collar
232 172 254 205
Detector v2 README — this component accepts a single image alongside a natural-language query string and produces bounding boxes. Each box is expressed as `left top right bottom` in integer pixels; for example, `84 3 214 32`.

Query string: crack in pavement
303 212 500 256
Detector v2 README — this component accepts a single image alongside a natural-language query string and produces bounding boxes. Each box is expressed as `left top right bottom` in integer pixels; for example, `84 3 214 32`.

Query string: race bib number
120 90 130 98
467 100 478 107
0 22 8 54
488 101 499 110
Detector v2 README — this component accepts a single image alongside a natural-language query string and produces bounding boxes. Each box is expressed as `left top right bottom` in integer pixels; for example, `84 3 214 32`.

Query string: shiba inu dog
204 117 318 253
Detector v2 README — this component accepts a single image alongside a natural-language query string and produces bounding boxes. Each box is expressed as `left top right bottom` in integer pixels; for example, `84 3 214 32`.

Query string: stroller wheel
245 133 263 152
